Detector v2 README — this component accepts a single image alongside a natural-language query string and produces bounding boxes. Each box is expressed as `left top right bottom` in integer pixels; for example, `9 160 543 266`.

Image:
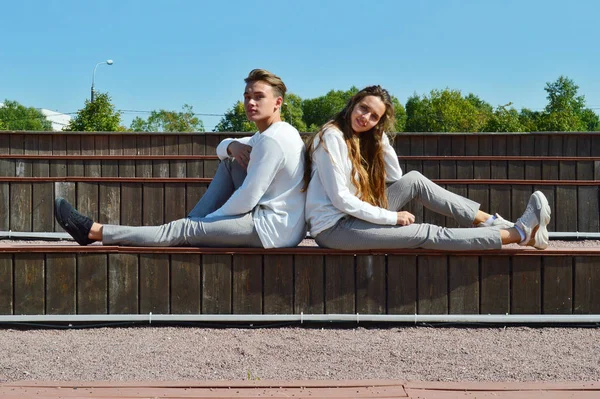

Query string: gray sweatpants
102 159 263 247
315 171 502 250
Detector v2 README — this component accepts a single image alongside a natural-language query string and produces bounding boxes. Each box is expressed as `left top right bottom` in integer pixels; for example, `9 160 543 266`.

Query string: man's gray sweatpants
102 159 263 247
315 171 503 250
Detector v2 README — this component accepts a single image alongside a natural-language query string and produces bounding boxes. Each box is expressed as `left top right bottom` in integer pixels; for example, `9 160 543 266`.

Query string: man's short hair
244 69 287 99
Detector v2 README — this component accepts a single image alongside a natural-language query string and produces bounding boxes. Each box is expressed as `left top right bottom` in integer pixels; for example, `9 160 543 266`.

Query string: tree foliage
484 103 526 132
302 87 359 131
0 100 53 131
130 104 204 132
65 92 123 132
538 76 594 131
405 89 489 132
281 93 307 132
213 101 256 132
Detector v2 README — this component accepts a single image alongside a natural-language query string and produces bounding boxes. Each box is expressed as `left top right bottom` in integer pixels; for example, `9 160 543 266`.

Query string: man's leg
187 159 247 218
386 171 480 227
102 213 263 248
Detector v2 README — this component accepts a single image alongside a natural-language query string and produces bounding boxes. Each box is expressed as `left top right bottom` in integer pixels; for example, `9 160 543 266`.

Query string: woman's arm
382 134 403 182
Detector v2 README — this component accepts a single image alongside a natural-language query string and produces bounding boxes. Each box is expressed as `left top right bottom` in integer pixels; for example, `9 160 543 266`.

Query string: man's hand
396 211 415 226
227 141 252 169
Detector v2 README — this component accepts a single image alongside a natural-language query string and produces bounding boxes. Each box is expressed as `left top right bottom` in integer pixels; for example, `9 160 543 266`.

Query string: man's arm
206 136 284 218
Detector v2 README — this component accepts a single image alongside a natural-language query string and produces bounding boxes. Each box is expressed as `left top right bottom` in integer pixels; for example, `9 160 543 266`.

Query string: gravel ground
0 326 599 383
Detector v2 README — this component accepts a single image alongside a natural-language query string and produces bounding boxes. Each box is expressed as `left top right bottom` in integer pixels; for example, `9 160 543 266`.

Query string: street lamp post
91 59 114 102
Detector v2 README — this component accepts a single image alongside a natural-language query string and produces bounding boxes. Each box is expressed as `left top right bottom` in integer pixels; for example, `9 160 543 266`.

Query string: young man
55 69 306 248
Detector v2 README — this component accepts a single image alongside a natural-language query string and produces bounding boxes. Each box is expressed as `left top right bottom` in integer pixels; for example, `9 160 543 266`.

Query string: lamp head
106 60 114 65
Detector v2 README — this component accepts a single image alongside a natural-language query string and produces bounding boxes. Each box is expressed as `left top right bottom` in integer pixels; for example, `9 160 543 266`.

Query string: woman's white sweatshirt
305 127 403 236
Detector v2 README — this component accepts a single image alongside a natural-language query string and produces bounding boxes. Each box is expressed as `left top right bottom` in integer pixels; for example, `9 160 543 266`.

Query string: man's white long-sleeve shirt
305 127 403 237
206 122 306 248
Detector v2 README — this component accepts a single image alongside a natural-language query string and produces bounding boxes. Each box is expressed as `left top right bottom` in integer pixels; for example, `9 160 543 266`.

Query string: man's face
243 81 282 123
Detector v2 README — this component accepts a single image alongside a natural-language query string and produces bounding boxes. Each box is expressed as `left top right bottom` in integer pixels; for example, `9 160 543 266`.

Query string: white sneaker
515 191 551 250
477 213 514 229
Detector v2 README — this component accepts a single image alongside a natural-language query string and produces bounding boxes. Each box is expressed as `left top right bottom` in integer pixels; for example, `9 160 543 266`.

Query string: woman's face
350 95 386 134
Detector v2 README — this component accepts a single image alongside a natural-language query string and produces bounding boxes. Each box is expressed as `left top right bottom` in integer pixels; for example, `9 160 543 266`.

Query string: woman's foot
515 191 551 250
54 197 96 246
477 213 514 229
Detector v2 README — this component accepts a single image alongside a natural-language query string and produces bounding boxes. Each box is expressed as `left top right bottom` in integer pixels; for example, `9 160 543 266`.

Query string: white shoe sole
532 192 551 250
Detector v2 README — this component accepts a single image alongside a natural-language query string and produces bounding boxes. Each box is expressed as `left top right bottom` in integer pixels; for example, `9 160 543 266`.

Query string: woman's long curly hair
303 85 396 208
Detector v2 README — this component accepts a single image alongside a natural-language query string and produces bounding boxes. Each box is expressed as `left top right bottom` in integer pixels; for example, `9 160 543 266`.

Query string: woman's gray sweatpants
102 159 263 247
315 171 503 250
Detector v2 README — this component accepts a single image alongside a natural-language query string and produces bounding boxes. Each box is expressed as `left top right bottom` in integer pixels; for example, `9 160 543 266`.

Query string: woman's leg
386 171 482 227
315 217 503 251
187 159 247 218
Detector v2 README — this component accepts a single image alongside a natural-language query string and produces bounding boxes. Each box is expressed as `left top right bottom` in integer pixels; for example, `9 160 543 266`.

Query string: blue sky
2 0 598 130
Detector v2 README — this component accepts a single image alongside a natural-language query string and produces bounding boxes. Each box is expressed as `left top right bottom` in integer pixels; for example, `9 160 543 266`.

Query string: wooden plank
14 253 44 315
423 136 445 227
394 133 410 173
32 135 53 232
356 255 386 314
405 136 424 222
511 256 541 314
577 136 598 232
202 254 232 314
417 255 448 314
542 135 562 232
232 254 262 314
139 253 170 314
480 256 510 314
186 135 206 215
543 256 572 314
10 134 32 231
204 135 220 178
508 135 530 223
448 256 479 314
64 134 81 222
121 136 141 226
145 135 167 225
0 254 13 314
99 135 121 225
489 136 510 220
533 134 555 232
468 135 489 215
108 253 139 314
77 135 99 222
325 255 355 314
45 254 76 315
171 254 201 314
556 135 577 231
136 136 155 226
294 255 325 314
443 136 462 228
50 134 69 232
263 255 294 314
387 255 417 314
0 134 13 230
165 135 187 221
574 256 600 314
77 254 107 314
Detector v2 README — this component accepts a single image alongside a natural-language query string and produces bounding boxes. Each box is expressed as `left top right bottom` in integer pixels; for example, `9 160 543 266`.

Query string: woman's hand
227 141 252 169
396 211 415 226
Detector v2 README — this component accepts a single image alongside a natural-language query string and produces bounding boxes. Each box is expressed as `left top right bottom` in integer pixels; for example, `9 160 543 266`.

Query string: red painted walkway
1 380 599 398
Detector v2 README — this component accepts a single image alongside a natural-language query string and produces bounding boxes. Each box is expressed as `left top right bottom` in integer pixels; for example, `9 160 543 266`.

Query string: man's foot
477 213 514 229
515 191 551 250
54 197 96 246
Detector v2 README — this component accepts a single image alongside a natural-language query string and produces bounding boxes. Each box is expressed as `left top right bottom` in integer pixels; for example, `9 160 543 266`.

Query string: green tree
0 100 53 131
130 104 204 132
281 93 307 132
302 87 359 131
391 97 407 132
484 103 526 132
405 89 490 132
580 108 600 131
539 76 590 131
518 108 542 131
213 101 256 132
65 92 122 131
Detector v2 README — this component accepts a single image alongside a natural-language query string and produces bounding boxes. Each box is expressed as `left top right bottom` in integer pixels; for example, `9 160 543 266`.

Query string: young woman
56 69 307 248
304 85 550 251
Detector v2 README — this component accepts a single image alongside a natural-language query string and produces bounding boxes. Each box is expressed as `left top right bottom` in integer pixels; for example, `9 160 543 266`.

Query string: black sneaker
54 197 96 245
